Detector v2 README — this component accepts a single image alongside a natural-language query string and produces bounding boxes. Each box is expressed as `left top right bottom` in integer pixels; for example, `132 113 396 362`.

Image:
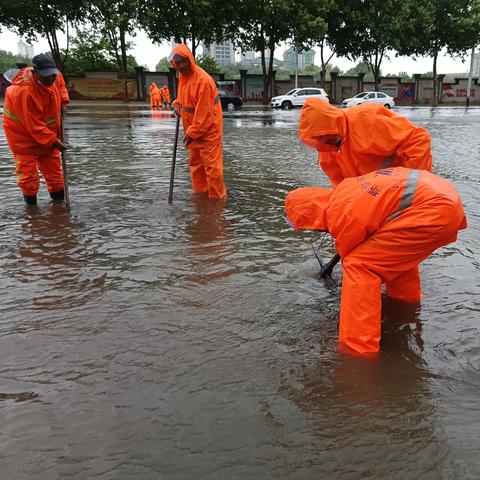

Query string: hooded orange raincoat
149 82 162 108
170 44 226 199
2 68 68 196
299 99 433 186
285 167 467 354
161 85 171 106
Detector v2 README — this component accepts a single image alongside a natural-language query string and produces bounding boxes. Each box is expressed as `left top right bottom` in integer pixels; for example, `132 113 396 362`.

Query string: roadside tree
0 0 87 72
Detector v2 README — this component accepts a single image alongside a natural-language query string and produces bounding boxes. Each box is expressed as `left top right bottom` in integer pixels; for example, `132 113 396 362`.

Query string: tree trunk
319 39 334 88
120 27 129 102
261 43 275 104
46 29 62 72
432 52 438 107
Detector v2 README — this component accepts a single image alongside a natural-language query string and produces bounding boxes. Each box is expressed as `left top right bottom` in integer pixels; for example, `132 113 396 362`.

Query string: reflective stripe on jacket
285 167 467 258
2 68 62 155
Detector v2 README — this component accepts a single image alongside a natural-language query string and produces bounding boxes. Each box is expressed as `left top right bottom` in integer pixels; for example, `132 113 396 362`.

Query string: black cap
32 54 58 76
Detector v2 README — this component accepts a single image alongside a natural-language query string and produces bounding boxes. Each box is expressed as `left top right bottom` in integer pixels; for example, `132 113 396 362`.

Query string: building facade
17 40 34 58
473 50 480 77
283 47 315 70
202 41 235 65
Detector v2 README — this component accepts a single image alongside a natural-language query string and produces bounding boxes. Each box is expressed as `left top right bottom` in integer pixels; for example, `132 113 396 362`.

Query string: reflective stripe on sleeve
45 117 57 126
214 95 220 105
387 169 420 222
3 106 20 123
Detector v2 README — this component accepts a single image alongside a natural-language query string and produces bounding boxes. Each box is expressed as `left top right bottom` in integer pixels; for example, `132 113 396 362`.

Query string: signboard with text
67 77 137 100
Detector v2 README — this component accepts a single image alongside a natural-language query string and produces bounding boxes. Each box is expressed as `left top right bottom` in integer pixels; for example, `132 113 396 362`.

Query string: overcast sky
0 29 473 75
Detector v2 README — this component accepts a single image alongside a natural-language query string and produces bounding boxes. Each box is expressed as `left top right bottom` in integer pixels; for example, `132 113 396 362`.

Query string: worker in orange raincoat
161 83 171 110
2 54 69 206
285 167 467 354
149 82 162 109
299 98 433 186
170 44 226 199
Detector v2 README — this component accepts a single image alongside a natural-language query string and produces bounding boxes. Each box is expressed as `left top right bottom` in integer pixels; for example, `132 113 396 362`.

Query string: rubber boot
23 194 37 206
49 190 65 202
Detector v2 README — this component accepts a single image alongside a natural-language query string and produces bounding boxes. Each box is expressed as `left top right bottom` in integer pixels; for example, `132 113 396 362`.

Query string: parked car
270 87 329 109
218 89 243 111
342 91 395 109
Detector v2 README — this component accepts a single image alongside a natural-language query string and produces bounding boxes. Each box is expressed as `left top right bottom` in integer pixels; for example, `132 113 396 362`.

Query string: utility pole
466 47 475 108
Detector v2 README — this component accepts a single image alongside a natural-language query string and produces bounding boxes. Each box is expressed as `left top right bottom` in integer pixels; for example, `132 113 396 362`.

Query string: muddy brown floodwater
0 103 479 479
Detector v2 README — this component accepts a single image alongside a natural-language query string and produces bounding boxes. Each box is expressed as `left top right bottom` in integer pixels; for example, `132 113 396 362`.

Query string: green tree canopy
397 0 477 105
196 55 221 73
0 49 30 73
88 0 140 100
0 0 88 71
155 57 171 72
139 0 230 58
333 0 410 89
63 29 140 77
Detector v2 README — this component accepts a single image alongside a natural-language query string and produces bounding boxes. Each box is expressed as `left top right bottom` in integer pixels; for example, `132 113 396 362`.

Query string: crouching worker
285 167 467 354
2 54 68 206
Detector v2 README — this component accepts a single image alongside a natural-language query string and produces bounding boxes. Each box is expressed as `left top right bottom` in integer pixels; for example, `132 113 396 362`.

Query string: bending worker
169 43 227 199
285 167 467 354
299 98 432 186
2 54 69 206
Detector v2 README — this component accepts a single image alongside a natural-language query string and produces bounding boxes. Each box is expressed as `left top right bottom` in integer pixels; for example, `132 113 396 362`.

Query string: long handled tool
60 113 71 214
312 245 341 288
168 114 181 205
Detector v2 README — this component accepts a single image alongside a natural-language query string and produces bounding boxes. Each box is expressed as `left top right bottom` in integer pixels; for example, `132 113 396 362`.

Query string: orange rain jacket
161 85 171 103
149 82 162 106
285 167 467 354
2 67 66 155
299 99 433 186
170 43 222 147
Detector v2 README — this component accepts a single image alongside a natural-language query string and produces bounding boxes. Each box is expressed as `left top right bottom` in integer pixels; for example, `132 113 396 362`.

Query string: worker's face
314 134 342 152
172 56 191 76
35 71 57 87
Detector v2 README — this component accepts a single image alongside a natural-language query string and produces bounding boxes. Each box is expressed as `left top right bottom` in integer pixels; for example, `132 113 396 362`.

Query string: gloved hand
54 140 69 152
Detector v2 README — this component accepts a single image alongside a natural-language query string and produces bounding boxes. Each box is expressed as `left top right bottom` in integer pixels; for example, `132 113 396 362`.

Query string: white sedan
342 91 395 109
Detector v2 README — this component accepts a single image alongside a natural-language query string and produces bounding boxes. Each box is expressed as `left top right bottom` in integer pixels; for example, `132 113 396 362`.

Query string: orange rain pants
170 43 226 199
15 151 64 196
299 98 433 186
2 68 65 196
285 167 467 354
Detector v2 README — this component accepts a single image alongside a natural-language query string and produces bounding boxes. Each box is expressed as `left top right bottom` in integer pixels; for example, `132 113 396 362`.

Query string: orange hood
285 187 332 231
11 67 36 87
169 43 197 77
299 98 347 148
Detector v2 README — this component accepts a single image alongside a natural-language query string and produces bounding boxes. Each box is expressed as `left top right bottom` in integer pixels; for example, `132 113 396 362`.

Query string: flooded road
0 104 479 479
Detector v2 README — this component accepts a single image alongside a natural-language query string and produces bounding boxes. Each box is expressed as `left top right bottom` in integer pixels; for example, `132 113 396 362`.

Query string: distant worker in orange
299 98 432 186
161 83 171 110
285 167 467 354
2 54 69 206
149 82 162 109
169 43 226 199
